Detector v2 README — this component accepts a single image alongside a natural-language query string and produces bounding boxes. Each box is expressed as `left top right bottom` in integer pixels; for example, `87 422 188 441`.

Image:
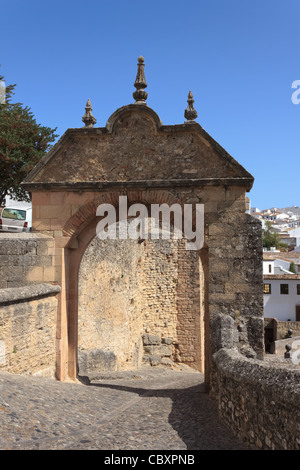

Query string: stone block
49 192 65 205
50 219 66 231
32 192 50 205
43 266 56 282
40 204 71 220
160 357 174 367
149 355 162 366
162 337 173 345
157 344 173 357
26 266 44 282
33 218 51 231
78 348 118 379
36 240 52 256
142 334 161 345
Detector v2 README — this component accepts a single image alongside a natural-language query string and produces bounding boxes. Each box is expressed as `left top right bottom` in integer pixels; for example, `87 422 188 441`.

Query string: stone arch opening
22 57 263 389
65 195 209 381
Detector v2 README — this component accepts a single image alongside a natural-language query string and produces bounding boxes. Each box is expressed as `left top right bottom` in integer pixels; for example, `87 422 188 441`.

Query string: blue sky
1 0 299 210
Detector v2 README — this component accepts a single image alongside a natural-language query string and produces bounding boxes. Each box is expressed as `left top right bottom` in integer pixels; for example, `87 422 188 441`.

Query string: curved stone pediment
22 103 253 191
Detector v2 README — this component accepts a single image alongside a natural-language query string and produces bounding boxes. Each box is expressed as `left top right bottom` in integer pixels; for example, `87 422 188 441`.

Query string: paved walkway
0 366 251 450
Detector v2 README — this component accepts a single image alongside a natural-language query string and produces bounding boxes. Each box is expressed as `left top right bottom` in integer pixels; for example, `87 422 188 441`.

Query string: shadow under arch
64 191 210 383
84 379 248 450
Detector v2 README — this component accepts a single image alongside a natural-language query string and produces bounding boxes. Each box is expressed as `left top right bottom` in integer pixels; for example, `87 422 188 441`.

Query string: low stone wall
0 283 61 377
211 348 300 450
270 335 300 356
264 318 300 341
0 233 54 288
276 321 300 340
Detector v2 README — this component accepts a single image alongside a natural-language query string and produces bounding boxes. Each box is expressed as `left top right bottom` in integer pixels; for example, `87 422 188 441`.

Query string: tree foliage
0 69 58 206
289 261 296 274
262 221 287 251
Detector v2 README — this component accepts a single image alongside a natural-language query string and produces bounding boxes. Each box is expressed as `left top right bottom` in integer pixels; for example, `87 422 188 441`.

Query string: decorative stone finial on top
184 91 198 123
82 99 97 127
133 56 148 104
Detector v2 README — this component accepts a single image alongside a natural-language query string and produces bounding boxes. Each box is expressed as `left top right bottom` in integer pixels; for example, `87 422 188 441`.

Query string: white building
279 227 300 249
259 206 300 320
263 274 300 321
263 259 294 275
263 250 300 321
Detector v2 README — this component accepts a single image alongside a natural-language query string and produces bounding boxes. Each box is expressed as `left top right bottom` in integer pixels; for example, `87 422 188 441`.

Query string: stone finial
184 91 198 122
82 99 96 127
284 344 292 359
133 56 148 104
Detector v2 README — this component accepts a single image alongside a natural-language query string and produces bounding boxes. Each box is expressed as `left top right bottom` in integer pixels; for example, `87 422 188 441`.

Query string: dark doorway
264 318 277 353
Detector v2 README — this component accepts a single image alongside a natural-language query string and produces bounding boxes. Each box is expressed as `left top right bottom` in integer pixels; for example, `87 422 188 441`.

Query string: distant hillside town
250 205 300 251
250 204 300 329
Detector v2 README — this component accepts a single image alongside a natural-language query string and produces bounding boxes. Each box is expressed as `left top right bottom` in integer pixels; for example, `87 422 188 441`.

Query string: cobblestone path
0 367 251 451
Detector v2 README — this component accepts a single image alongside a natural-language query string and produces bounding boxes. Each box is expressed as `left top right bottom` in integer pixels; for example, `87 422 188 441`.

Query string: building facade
264 274 300 321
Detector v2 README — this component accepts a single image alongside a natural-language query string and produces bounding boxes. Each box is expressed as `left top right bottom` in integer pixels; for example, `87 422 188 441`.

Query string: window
264 283 271 294
280 284 289 295
2 208 26 220
268 264 272 273
297 284 300 295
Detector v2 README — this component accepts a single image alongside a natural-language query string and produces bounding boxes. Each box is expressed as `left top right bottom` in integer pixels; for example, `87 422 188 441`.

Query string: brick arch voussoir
62 189 189 240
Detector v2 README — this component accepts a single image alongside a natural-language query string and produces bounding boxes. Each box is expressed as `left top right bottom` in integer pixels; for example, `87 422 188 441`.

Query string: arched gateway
22 57 264 385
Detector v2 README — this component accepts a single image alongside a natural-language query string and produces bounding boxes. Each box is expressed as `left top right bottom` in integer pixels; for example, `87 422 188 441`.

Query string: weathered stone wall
78 237 145 376
211 348 300 450
0 233 55 288
78 232 202 378
0 284 61 377
207 208 264 361
141 237 201 369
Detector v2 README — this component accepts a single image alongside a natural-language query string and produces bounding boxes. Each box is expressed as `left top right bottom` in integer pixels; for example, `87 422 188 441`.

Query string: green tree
289 262 296 273
262 221 287 251
0 69 58 206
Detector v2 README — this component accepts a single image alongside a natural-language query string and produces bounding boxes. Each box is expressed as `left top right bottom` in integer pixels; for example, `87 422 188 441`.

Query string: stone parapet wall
0 284 61 377
270 336 300 356
0 233 55 288
276 321 300 339
211 348 300 450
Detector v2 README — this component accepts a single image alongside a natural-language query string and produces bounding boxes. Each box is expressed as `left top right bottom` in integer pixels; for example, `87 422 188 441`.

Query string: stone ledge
22 178 254 191
0 232 53 240
270 336 300 355
0 283 61 305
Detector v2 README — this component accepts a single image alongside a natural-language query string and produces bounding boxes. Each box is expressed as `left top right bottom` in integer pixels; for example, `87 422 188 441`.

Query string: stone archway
65 191 208 381
22 58 263 387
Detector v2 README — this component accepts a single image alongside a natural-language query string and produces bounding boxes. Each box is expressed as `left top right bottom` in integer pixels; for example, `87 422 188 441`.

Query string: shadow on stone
87 375 249 450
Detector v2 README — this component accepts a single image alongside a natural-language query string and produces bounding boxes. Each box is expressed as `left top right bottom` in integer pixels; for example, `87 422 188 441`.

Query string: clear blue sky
1 0 299 210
